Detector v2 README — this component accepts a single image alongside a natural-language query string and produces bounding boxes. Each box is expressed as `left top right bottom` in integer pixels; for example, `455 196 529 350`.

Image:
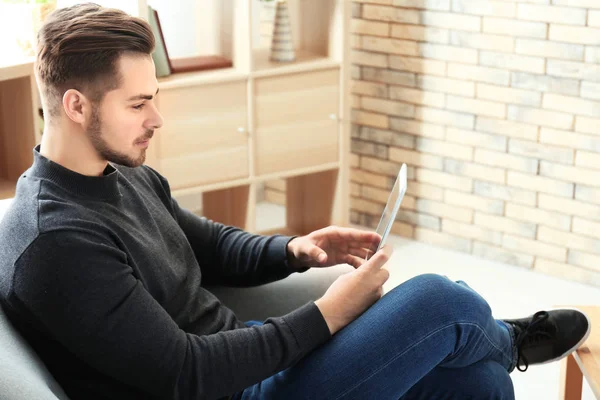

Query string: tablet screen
364 163 407 261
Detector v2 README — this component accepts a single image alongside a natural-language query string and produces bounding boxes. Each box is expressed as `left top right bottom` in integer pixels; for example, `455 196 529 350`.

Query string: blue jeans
231 273 517 400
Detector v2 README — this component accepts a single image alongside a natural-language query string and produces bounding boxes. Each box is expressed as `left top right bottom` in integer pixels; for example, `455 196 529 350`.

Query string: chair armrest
203 264 353 322
0 306 70 399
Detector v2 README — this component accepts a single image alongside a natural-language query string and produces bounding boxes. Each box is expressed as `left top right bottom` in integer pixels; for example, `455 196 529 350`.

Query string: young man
0 4 591 400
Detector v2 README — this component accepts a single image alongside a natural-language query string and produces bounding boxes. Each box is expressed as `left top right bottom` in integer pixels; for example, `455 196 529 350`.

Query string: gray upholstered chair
0 198 349 399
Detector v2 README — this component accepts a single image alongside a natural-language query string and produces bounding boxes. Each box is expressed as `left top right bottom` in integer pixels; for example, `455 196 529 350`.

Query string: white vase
269 0 295 62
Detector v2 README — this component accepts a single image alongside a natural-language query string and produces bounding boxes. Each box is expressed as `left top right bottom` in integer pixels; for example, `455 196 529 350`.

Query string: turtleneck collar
30 145 121 200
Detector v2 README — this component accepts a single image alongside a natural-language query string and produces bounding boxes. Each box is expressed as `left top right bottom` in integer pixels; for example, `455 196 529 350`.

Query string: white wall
149 0 204 58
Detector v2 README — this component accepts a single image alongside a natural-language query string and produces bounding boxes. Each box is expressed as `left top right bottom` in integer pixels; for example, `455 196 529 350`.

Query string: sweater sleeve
170 195 309 287
143 165 309 287
10 230 331 400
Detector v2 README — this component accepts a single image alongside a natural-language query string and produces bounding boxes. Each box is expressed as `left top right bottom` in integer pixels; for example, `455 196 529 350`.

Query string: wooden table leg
560 354 583 400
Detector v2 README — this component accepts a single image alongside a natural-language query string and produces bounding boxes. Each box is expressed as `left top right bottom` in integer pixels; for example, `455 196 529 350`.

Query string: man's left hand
286 226 382 271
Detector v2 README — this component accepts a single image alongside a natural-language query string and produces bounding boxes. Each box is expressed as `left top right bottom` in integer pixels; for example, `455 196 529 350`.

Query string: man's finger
330 227 381 245
346 247 373 260
344 254 365 269
362 244 393 271
308 245 327 263
377 268 390 284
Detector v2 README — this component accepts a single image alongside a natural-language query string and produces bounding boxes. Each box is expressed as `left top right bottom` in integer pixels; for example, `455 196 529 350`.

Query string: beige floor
256 202 600 400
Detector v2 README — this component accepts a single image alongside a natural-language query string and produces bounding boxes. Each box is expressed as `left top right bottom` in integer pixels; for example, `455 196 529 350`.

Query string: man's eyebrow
127 88 160 101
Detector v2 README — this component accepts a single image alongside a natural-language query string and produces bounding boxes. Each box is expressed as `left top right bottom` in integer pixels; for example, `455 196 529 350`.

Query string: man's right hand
314 245 393 335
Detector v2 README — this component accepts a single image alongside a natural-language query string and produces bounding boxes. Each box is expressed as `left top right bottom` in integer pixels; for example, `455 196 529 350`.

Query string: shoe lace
512 311 556 372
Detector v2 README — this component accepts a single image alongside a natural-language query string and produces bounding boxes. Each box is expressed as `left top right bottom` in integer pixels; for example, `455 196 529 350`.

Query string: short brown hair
36 3 155 116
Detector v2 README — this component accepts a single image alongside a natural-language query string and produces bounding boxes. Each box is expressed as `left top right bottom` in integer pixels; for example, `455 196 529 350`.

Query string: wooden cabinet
0 63 40 199
153 80 250 189
254 68 339 175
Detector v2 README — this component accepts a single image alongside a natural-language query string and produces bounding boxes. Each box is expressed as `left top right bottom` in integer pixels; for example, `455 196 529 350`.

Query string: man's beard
87 107 153 168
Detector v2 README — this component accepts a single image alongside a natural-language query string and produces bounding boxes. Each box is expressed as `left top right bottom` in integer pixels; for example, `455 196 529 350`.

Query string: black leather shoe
502 308 591 372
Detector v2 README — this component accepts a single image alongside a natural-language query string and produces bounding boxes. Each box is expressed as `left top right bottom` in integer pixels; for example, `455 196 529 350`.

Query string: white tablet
365 163 407 261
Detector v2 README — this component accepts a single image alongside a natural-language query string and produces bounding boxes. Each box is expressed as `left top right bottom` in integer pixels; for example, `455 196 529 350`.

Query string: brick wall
349 0 600 287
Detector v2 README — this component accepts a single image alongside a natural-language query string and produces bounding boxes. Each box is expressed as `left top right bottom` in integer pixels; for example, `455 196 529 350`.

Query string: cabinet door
255 69 339 176
155 80 249 189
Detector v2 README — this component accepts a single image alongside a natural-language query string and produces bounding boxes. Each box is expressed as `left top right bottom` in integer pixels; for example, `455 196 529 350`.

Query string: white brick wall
543 93 600 118
445 159 506 184
482 17 546 39
420 10 481 31
453 0 516 18
350 0 600 287
419 43 478 63
547 60 600 82
475 117 538 141
511 72 579 96
506 203 571 231
473 180 536 206
417 75 475 96
508 139 574 164
389 55 446 75
474 148 538 173
446 128 507 151
479 51 545 74
389 117 445 139
576 151 600 170
391 24 449 43
585 47 600 64
393 0 450 11
447 63 510 85
449 32 514 52
548 25 600 46
415 106 475 128
389 86 446 107
507 105 573 129
515 39 584 61
517 4 587 25
445 189 505 215
576 116 600 134
475 212 536 238
581 82 600 101
477 83 541 107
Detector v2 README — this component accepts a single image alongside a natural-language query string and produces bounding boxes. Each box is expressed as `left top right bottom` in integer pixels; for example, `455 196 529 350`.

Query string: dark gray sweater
0 146 331 400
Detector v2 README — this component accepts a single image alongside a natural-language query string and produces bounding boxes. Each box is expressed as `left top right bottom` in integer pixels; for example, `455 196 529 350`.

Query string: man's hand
315 244 393 335
286 226 382 271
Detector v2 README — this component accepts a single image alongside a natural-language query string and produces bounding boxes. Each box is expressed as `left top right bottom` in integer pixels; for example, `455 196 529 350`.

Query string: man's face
87 54 163 168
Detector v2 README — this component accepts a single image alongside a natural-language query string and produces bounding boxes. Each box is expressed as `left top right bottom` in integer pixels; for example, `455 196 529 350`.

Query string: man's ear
62 89 91 125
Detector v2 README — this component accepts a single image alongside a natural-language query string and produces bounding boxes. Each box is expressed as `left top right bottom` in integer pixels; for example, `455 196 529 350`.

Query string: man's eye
133 103 145 110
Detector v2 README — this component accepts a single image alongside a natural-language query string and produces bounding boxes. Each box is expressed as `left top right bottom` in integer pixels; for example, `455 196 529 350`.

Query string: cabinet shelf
251 49 340 78
155 49 342 90
170 161 340 198
0 58 34 82
157 67 247 90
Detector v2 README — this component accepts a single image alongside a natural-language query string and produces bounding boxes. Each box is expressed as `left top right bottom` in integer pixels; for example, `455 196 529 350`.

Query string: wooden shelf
155 49 342 88
158 67 248 90
0 180 16 199
170 162 340 198
0 58 34 82
252 49 340 78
